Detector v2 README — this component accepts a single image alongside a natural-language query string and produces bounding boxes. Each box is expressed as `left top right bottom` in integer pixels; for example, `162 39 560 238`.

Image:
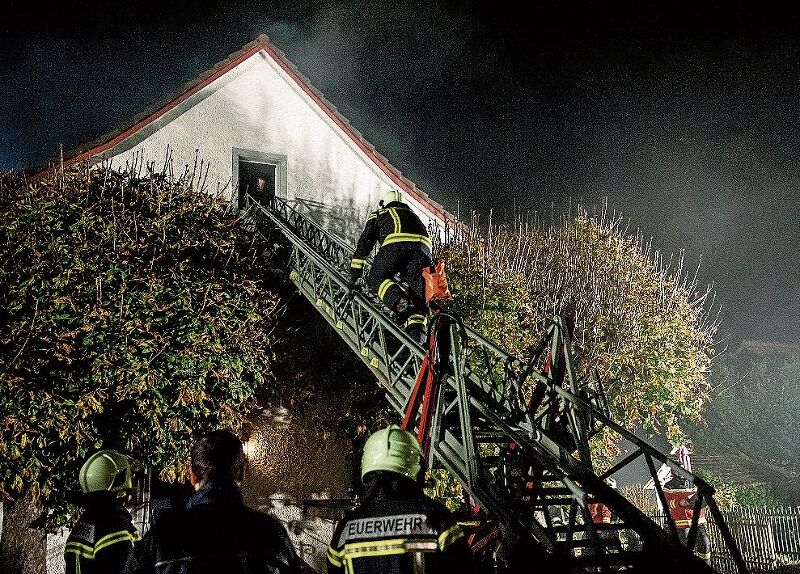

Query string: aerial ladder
248 195 748 574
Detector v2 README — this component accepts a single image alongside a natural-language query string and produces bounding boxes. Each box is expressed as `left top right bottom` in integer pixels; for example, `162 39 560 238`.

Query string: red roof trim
31 35 458 226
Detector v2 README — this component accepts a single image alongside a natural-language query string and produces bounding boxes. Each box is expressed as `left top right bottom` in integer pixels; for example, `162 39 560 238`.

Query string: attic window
238 160 276 206
232 148 287 207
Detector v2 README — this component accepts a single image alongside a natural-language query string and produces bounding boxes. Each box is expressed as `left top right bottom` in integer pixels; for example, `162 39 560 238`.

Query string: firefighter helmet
361 425 423 481
78 449 134 493
380 189 403 206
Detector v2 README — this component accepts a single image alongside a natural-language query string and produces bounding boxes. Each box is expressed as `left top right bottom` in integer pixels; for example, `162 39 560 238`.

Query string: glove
346 273 362 297
348 268 363 288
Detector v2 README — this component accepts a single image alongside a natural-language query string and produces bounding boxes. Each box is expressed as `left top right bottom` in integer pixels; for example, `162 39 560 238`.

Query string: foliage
729 483 783 508
618 484 659 514
424 468 465 512
695 468 784 509
691 349 800 504
703 351 800 469
435 204 718 462
0 166 280 522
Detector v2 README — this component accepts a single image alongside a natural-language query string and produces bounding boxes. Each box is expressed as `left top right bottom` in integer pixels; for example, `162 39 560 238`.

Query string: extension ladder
249 195 747 574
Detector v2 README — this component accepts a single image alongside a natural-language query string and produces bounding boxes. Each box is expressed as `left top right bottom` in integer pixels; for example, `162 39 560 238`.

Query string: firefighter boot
405 323 426 346
404 314 428 346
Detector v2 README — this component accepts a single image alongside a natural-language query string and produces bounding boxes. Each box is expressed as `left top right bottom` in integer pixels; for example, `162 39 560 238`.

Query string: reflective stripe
95 530 135 553
342 537 439 560
65 530 135 560
351 259 366 269
382 233 432 248
65 542 95 559
674 518 706 527
327 545 344 567
696 551 711 559
437 524 465 550
367 212 378 220
378 280 395 300
388 208 401 235
405 314 427 327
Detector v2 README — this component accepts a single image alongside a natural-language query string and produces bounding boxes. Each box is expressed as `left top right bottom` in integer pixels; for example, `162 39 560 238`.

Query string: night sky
2 0 799 346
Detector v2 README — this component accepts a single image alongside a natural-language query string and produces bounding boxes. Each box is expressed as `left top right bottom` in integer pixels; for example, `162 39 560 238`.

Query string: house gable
31 35 457 231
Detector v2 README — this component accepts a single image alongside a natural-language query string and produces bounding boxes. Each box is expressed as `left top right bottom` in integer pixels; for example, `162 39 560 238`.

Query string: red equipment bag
422 259 454 304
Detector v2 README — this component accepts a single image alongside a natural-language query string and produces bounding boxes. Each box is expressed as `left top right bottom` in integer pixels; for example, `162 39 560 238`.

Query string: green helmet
361 425 423 481
78 449 134 493
380 189 402 206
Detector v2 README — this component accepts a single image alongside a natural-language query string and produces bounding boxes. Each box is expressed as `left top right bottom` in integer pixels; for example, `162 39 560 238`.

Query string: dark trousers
367 243 431 313
677 524 711 564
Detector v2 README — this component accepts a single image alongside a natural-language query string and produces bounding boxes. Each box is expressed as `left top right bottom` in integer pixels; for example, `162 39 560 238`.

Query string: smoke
2 0 799 343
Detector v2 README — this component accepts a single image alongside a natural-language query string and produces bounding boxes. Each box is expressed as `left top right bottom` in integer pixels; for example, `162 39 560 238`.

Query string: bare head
188 430 245 491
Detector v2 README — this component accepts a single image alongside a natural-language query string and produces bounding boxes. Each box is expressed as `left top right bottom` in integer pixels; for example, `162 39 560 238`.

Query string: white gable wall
99 51 442 242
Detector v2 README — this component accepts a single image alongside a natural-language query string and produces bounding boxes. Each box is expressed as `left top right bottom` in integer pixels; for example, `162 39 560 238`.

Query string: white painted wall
99 51 443 243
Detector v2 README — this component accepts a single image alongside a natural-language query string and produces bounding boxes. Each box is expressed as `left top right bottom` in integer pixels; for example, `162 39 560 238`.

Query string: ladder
249 195 748 573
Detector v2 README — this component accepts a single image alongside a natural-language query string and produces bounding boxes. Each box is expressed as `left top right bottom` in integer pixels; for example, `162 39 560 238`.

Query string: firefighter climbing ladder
249 195 748 574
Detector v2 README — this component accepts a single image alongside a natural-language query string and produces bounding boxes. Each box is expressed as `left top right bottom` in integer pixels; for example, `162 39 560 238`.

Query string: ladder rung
551 522 628 533
474 431 507 441
563 536 624 549
538 487 573 495
530 497 574 506
571 551 641 567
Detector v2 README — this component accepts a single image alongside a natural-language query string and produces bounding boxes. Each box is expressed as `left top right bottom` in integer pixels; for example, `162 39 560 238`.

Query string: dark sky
2 0 799 346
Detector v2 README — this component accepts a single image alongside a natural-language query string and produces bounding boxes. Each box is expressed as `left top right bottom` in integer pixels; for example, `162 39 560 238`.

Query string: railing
250 194 749 573
649 507 800 573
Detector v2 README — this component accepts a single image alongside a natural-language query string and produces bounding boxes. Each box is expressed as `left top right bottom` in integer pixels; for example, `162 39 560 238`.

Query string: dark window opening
238 160 276 207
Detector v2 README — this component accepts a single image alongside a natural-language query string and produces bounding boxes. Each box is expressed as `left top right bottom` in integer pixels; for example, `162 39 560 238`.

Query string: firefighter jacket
326 479 472 574
126 481 301 574
588 502 612 524
663 477 707 528
350 201 431 277
65 494 137 574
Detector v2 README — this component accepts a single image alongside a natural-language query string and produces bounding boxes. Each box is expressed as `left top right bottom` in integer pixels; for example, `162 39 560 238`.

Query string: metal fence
649 507 800 573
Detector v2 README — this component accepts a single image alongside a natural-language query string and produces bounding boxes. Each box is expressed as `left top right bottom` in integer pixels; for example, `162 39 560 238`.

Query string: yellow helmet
380 189 403 206
361 425 422 481
78 449 134 493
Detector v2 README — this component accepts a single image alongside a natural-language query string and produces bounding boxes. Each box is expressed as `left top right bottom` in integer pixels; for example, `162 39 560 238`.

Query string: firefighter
585 477 622 555
127 430 300 573
327 425 473 574
349 189 432 341
587 478 613 526
663 470 712 564
65 449 138 574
